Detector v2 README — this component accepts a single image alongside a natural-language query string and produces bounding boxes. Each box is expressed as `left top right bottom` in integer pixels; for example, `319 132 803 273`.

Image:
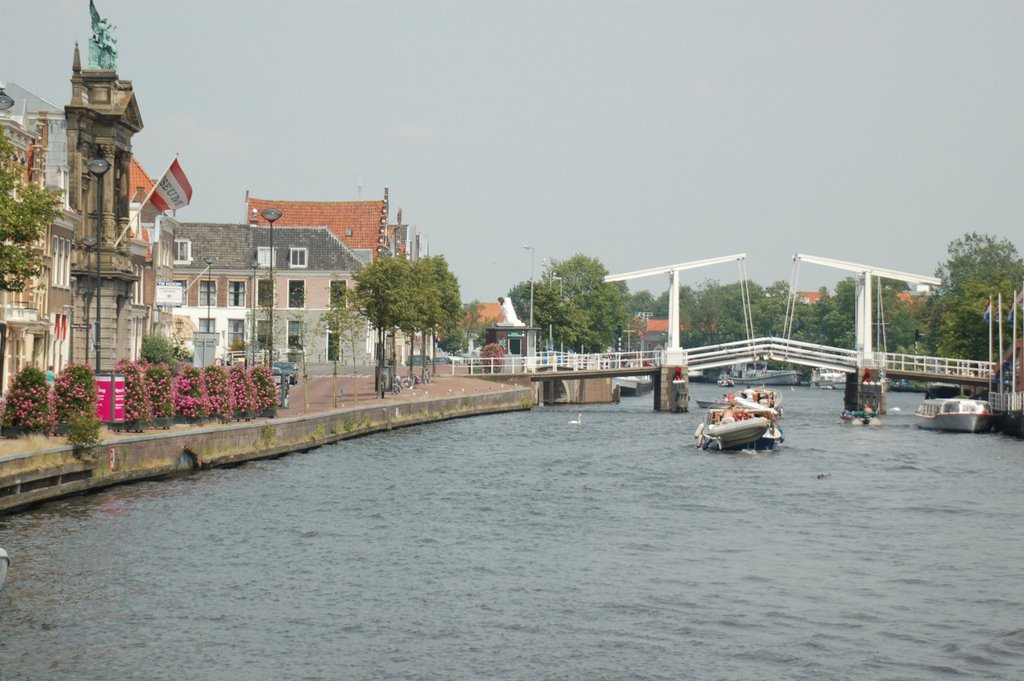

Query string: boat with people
0 547 9 590
694 403 784 451
914 398 995 433
717 375 735 388
840 407 881 426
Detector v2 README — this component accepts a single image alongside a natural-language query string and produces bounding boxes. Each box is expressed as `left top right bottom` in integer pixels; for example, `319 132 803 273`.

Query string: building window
327 332 340 361
330 280 347 307
133 264 144 305
345 228 353 237
257 247 276 268
257 279 274 307
289 248 307 268
174 239 191 264
199 318 215 333
256 320 270 350
51 236 72 288
200 280 216 307
288 280 305 308
228 319 245 349
288 320 303 350
228 281 246 307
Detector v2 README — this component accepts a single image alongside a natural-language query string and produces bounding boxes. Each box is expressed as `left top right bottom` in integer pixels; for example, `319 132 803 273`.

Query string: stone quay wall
0 386 531 516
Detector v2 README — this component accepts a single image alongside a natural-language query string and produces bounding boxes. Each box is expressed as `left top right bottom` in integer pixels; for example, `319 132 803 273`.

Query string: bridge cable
875 275 888 355
738 259 755 343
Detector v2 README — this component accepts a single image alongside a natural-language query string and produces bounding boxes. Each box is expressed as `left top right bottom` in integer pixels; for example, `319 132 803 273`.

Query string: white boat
0 547 9 589
812 369 846 390
731 362 802 386
613 375 653 397
914 398 995 433
695 406 784 451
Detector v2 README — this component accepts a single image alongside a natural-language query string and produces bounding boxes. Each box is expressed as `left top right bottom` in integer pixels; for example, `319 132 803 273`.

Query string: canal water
2 383 1023 680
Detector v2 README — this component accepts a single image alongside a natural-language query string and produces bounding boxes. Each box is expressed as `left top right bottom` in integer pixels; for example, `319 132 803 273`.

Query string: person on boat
863 404 876 416
721 405 737 423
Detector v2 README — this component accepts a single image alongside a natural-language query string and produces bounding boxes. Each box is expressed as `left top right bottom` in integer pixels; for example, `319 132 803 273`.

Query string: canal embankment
0 377 531 515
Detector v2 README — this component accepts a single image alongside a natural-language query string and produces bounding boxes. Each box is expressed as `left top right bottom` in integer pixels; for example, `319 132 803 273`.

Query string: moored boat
0 547 9 590
812 369 845 390
914 398 995 433
613 375 653 397
731 362 802 386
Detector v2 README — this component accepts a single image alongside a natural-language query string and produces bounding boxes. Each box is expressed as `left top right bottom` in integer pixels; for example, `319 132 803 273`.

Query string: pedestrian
45 365 55 386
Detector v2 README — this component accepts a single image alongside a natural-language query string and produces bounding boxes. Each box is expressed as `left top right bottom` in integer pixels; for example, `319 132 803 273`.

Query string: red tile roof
647 319 669 333
129 157 155 203
247 195 385 257
797 291 821 304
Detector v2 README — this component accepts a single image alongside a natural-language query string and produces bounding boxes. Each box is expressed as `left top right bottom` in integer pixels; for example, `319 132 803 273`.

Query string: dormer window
173 239 191 264
289 247 308 268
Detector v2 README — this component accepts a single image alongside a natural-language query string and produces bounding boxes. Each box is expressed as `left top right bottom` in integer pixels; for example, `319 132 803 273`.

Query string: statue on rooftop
88 0 118 70
497 296 523 326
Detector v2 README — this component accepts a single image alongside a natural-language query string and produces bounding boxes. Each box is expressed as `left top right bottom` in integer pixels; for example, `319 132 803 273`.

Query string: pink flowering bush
146 363 175 419
3 366 54 433
480 342 505 373
173 365 209 419
52 364 96 425
202 365 231 419
250 365 278 413
228 365 258 416
115 359 152 423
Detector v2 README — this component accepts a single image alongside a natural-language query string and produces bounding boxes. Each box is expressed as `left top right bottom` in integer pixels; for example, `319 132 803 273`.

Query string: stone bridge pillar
843 368 887 414
656 366 688 413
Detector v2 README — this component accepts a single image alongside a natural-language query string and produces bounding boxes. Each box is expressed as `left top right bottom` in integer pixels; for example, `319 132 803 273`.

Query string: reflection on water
1 383 1023 680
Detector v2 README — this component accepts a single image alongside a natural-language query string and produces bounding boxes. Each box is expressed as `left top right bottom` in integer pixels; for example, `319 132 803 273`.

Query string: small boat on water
717 375 735 388
613 375 653 397
695 405 784 451
811 369 846 390
841 409 881 426
0 547 9 589
914 398 995 433
730 362 802 386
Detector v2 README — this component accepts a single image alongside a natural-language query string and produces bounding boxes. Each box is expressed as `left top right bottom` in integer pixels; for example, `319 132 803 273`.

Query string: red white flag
149 158 193 212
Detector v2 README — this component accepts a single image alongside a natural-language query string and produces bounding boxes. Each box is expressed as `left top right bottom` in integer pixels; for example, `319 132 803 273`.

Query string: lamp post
0 82 14 111
250 255 258 367
204 256 215 363
86 157 110 376
522 244 535 328
259 207 282 366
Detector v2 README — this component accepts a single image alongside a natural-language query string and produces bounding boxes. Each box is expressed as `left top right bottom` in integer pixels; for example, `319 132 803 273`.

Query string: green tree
416 256 462 373
354 256 416 390
929 233 1024 359
0 129 61 292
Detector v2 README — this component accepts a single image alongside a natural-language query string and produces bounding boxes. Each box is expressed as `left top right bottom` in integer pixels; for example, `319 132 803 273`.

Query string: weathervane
88 0 118 70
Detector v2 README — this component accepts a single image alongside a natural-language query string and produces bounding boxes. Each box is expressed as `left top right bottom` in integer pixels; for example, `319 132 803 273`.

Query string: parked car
406 355 451 366
273 362 299 385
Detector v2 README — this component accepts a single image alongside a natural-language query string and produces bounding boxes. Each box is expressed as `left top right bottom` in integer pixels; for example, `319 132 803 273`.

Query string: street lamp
250 255 258 367
203 254 215 325
86 156 110 376
522 244 535 328
0 82 14 111
259 207 282 365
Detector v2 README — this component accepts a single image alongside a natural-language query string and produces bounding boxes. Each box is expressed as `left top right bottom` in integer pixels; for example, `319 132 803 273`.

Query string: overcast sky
5 0 1023 302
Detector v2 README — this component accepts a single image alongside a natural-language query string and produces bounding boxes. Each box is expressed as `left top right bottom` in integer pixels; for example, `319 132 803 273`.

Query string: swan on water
568 414 582 425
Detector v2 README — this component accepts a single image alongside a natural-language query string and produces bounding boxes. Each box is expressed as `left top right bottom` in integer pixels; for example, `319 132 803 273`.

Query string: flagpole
988 294 993 396
997 292 1004 393
1012 288 1018 393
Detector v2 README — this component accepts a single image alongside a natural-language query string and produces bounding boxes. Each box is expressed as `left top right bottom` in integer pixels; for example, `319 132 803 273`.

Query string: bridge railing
880 352 994 380
991 392 1023 412
445 350 663 376
683 336 859 372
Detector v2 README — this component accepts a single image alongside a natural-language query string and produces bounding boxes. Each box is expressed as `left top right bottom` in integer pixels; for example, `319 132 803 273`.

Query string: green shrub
140 334 175 365
67 415 101 448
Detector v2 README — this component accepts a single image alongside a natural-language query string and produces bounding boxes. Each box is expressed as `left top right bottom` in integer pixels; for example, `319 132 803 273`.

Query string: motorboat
841 409 881 426
613 376 653 397
735 386 783 417
914 398 995 433
717 375 735 388
730 362 802 386
812 369 846 390
925 382 962 400
0 547 9 589
695 406 784 451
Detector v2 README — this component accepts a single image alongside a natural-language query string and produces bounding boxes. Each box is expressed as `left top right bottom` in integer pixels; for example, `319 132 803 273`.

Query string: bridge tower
794 254 941 412
605 254 747 412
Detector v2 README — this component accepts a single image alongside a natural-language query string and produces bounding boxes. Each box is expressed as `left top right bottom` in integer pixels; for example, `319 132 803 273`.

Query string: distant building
173 223 367 364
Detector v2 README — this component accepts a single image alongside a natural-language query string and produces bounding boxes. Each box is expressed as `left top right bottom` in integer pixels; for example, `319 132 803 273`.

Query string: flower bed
173 365 209 421
3 367 54 435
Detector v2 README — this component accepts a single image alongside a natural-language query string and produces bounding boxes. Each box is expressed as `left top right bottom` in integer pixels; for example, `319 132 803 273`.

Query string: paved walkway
276 371 516 416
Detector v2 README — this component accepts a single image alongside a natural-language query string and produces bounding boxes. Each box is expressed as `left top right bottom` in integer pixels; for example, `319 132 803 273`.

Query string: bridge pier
843 370 887 414
656 366 689 413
